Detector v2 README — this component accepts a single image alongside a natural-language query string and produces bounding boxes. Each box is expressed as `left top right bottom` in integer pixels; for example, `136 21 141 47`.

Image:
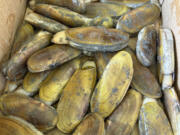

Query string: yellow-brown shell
57 61 97 133
128 37 137 52
23 71 50 94
66 27 129 52
45 128 71 135
0 93 58 132
136 24 157 67
116 3 160 33
106 89 142 135
30 0 86 13
100 0 150 8
73 113 105 135
125 48 161 98
131 122 139 135
95 52 114 79
11 22 34 56
0 116 43 135
84 2 130 18
6 31 52 80
139 98 173 135
27 45 81 72
91 51 133 118
39 58 82 105
25 10 68 33
163 88 180 135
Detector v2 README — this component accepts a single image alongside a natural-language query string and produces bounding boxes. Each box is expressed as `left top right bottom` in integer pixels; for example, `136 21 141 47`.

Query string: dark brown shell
27 45 81 72
116 3 160 33
0 93 58 132
66 27 129 52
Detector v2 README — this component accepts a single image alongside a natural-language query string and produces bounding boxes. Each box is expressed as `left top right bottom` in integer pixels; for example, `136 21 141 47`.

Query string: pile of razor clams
0 0 179 135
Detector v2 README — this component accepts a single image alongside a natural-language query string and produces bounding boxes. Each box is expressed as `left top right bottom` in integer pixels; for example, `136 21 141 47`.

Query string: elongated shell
139 98 173 135
95 52 114 79
131 122 139 135
23 71 50 95
106 89 142 135
45 128 70 135
100 0 150 8
136 25 157 67
116 3 160 33
11 22 34 56
163 88 180 135
30 0 86 13
84 2 130 18
32 4 91 27
0 116 43 135
158 28 175 75
57 61 97 133
25 9 68 33
39 58 82 105
0 93 58 132
27 45 81 72
65 27 129 52
91 51 133 118
5 31 52 80
125 48 161 98
73 113 105 135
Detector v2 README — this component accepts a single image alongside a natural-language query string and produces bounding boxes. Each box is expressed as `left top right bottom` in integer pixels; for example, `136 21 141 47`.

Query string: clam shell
11 22 34 56
158 28 175 75
27 45 81 72
163 88 180 135
106 89 142 135
162 74 174 90
125 48 161 98
84 2 130 18
136 25 157 67
0 116 43 135
0 93 58 132
23 71 50 95
39 58 82 105
100 0 150 8
65 27 129 52
73 113 105 135
95 52 115 79
139 97 173 135
6 31 52 80
116 3 160 33
45 128 70 135
31 4 91 27
4 79 23 93
30 0 86 13
91 51 133 118
57 61 97 133
25 9 68 33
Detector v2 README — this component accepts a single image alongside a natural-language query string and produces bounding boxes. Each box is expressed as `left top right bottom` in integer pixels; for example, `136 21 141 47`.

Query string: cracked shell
0 116 43 135
136 24 157 67
0 93 58 132
65 27 129 52
139 98 173 135
27 45 81 72
106 89 142 135
73 113 105 135
116 3 160 33
91 51 133 118
57 61 97 133
125 48 161 98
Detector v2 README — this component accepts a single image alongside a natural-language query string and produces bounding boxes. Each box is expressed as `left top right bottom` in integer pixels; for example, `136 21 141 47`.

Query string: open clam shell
0 93 58 132
65 27 129 52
